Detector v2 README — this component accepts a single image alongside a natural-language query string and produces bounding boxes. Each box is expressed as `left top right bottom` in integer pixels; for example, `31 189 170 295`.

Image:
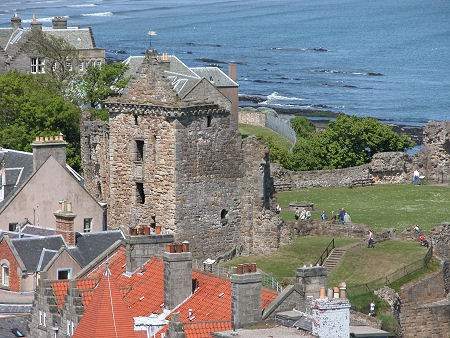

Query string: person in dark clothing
338 208 345 224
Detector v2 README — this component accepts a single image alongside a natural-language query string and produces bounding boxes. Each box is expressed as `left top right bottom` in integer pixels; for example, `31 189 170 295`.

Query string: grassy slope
277 184 450 232
238 123 293 152
222 237 358 280
327 241 428 286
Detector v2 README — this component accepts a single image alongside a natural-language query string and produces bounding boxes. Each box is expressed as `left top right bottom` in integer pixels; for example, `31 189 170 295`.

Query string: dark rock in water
185 51 192 54
109 49 126 54
367 72 383 76
343 84 358 88
197 57 227 64
280 77 289 80
312 47 328 52
239 95 265 103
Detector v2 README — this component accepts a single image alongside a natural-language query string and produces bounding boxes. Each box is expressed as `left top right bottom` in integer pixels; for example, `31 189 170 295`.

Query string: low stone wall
238 109 266 127
349 310 382 329
397 270 449 337
283 220 396 243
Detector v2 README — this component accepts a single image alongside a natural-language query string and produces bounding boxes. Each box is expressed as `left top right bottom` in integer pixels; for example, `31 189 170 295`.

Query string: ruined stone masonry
81 50 283 261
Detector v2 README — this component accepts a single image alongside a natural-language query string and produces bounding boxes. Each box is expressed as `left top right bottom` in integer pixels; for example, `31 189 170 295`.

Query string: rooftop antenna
147 30 157 49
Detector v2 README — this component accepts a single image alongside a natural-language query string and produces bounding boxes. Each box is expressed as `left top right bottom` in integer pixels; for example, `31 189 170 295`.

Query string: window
96 60 101 68
79 61 84 71
220 209 228 225
9 223 18 232
136 183 145 204
1 264 9 286
39 310 43 325
43 312 47 327
57 268 71 280
31 57 45 74
66 320 71 336
134 115 138 125
83 218 92 232
66 61 72 71
52 62 56 72
207 115 212 127
136 140 144 161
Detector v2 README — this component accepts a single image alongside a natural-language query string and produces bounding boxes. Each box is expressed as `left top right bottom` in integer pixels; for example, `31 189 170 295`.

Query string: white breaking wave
266 92 306 102
69 4 97 7
81 11 113 17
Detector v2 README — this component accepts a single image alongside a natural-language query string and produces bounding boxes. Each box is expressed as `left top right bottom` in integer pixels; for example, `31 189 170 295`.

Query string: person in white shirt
369 300 376 316
413 169 420 185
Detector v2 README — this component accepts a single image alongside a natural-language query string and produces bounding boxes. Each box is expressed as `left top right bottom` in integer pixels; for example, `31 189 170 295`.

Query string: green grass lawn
222 237 359 280
238 123 293 152
327 240 429 286
277 184 450 232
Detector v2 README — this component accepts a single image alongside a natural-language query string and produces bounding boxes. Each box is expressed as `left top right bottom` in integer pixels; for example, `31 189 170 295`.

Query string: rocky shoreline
239 95 424 145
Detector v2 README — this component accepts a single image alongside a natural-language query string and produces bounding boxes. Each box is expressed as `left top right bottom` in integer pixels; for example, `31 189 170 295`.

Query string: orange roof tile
73 268 138 338
183 321 233 337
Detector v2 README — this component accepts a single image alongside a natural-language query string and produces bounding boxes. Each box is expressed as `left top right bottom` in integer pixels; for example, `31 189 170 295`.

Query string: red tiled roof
183 321 233 337
73 268 138 338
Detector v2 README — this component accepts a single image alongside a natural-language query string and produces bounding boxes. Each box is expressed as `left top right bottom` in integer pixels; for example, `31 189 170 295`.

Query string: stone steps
322 242 361 273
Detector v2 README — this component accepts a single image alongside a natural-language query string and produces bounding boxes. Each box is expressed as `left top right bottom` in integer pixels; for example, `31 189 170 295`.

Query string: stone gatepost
231 263 262 329
163 244 192 310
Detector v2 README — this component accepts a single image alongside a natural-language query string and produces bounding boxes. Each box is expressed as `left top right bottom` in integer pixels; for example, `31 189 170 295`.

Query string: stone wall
397 270 449 337
271 121 449 190
80 111 110 203
238 109 266 127
283 220 396 243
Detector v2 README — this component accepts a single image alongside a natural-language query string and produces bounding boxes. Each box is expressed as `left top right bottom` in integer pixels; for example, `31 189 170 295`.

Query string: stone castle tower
82 50 284 260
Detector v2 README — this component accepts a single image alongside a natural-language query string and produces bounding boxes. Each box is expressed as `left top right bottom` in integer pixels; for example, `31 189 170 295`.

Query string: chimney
32 134 67 172
52 17 67 29
11 13 21 29
296 265 327 299
310 295 350 338
231 263 262 329
54 201 76 246
30 14 42 31
228 63 237 82
163 243 192 310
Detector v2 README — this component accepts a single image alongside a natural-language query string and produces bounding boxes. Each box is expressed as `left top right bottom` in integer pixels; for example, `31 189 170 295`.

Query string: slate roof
0 149 33 210
20 225 55 237
68 230 124 267
0 314 30 338
52 246 279 338
122 54 237 100
0 25 96 59
11 235 65 272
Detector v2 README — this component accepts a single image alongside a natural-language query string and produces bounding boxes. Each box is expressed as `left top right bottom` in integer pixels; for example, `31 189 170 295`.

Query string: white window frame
1 264 9 286
66 320 71 336
52 62 56 72
31 57 45 74
83 218 92 233
66 61 73 71
56 268 72 280
96 60 101 68
79 61 84 71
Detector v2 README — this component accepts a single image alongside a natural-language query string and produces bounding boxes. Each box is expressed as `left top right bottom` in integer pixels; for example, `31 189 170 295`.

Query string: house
0 13 105 74
0 135 106 233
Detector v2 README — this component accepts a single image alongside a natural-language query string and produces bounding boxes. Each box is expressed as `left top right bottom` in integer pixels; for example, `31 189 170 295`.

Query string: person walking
339 208 345 224
343 212 351 224
295 208 300 220
368 230 375 248
413 169 420 186
321 210 328 220
369 300 376 316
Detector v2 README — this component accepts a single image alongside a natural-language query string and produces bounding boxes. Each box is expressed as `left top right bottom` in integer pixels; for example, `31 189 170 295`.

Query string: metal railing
315 238 335 266
346 245 433 297
266 114 297 145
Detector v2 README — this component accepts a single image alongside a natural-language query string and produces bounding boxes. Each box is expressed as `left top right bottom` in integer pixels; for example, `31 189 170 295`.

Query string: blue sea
1 0 449 124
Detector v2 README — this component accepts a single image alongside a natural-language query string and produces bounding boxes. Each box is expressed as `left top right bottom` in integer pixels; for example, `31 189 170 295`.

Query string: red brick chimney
54 201 76 246
30 14 42 31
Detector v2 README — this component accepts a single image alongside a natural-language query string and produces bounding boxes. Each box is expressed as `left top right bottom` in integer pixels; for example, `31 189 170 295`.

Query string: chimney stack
163 243 192 310
30 14 42 31
52 17 67 29
11 13 21 29
32 134 67 172
231 263 262 329
296 265 327 299
54 201 76 246
228 63 237 82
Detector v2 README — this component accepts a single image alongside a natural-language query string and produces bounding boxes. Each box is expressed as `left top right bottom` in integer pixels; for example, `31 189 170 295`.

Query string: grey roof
36 248 58 271
0 304 32 314
293 316 313 332
0 25 96 59
21 225 55 237
0 315 29 337
122 54 237 100
68 230 124 267
191 67 238 87
0 314 30 338
0 149 33 210
11 235 64 272
0 231 35 239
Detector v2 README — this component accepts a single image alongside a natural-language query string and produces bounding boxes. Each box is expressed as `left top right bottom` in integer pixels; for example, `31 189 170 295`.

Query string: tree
0 71 81 171
290 116 316 137
77 63 130 109
289 115 414 170
25 29 79 92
